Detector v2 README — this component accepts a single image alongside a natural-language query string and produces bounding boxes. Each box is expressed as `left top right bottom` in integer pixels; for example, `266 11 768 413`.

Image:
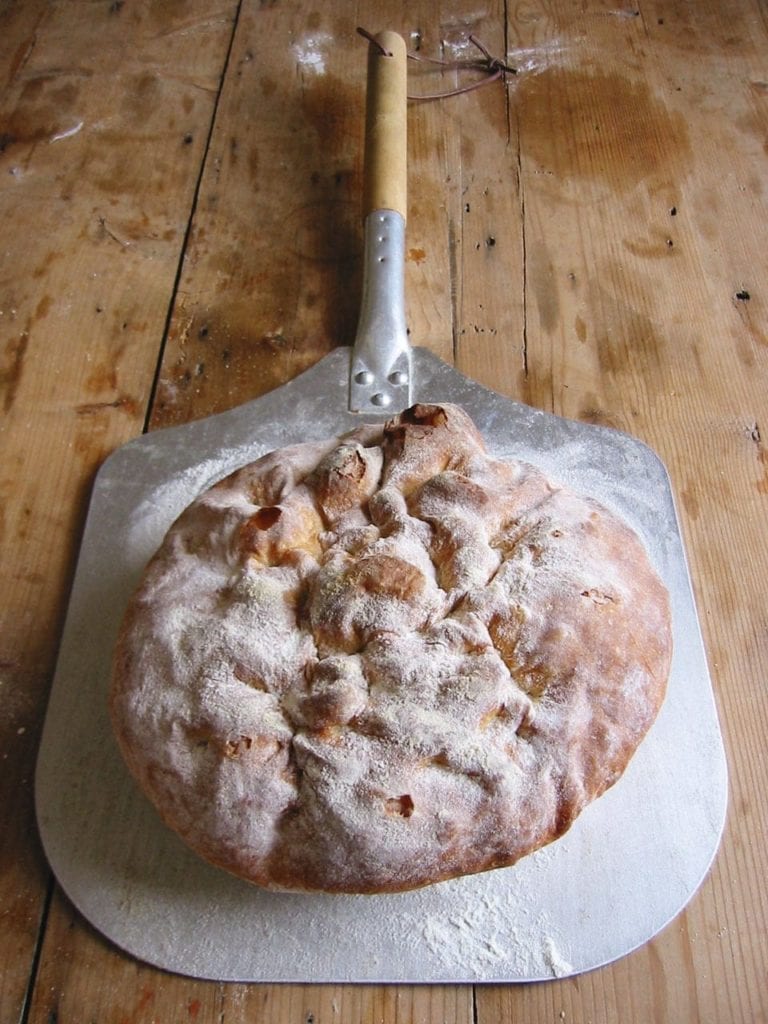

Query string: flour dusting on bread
110 403 671 893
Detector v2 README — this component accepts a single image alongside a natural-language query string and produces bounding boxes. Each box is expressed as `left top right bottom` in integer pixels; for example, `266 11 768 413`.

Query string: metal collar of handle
349 209 412 414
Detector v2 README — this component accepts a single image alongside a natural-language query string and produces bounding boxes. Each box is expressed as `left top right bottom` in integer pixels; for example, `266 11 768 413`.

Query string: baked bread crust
110 404 672 893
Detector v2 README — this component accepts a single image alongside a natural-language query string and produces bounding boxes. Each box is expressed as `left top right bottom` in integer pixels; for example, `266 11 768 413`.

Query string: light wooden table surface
2 1 766 1021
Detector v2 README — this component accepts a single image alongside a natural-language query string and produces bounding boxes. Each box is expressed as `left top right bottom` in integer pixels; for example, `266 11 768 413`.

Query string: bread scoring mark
400 404 449 428
419 751 451 769
580 588 615 604
224 735 253 758
238 494 324 565
232 664 269 691
309 443 383 527
385 794 415 818
479 703 516 729
186 725 284 765
251 505 282 529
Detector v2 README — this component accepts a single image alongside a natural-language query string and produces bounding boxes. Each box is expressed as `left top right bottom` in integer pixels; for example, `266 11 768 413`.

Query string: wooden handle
362 30 407 220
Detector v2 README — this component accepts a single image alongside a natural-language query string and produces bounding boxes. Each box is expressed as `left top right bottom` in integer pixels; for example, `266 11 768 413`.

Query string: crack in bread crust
110 404 672 894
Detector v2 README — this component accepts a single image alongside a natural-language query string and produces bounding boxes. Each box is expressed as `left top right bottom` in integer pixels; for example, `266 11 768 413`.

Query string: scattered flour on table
292 32 332 74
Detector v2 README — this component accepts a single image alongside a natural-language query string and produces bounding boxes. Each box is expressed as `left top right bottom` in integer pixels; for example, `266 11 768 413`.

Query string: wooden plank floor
2 1 766 1021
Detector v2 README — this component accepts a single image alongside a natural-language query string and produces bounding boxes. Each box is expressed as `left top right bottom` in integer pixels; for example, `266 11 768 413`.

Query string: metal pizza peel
35 31 727 982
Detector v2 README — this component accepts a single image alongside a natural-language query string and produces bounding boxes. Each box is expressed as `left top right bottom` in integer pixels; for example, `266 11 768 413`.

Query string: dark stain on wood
517 68 693 192
75 395 138 416
623 227 681 259
299 72 360 166
31 250 64 279
248 144 259 181
1 331 30 412
578 400 622 431
116 69 161 121
588 277 666 380
84 361 118 394
0 78 82 156
283 199 360 263
680 485 700 521
528 240 559 335
34 295 52 322
6 31 37 86
595 308 664 379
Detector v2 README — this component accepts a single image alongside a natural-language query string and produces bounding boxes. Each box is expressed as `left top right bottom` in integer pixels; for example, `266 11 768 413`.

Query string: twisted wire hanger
356 27 517 101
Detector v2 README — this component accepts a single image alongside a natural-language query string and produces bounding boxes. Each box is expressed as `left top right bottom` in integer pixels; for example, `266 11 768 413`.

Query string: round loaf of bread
110 403 671 893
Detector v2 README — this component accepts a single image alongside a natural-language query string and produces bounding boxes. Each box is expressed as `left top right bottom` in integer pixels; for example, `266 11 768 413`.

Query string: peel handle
363 30 408 220
350 30 412 413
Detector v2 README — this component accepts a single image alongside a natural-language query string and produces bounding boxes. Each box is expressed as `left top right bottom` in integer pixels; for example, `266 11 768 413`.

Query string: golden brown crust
110 404 672 893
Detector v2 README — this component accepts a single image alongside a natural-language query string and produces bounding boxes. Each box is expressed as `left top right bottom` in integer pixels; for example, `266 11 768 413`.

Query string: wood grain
0 1 237 1021
147 0 369 429
475 2 768 1022
2 0 767 1020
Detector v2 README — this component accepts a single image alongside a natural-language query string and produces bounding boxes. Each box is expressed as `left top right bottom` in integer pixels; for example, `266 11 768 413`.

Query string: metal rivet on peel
371 392 391 407
388 370 408 386
355 370 374 385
